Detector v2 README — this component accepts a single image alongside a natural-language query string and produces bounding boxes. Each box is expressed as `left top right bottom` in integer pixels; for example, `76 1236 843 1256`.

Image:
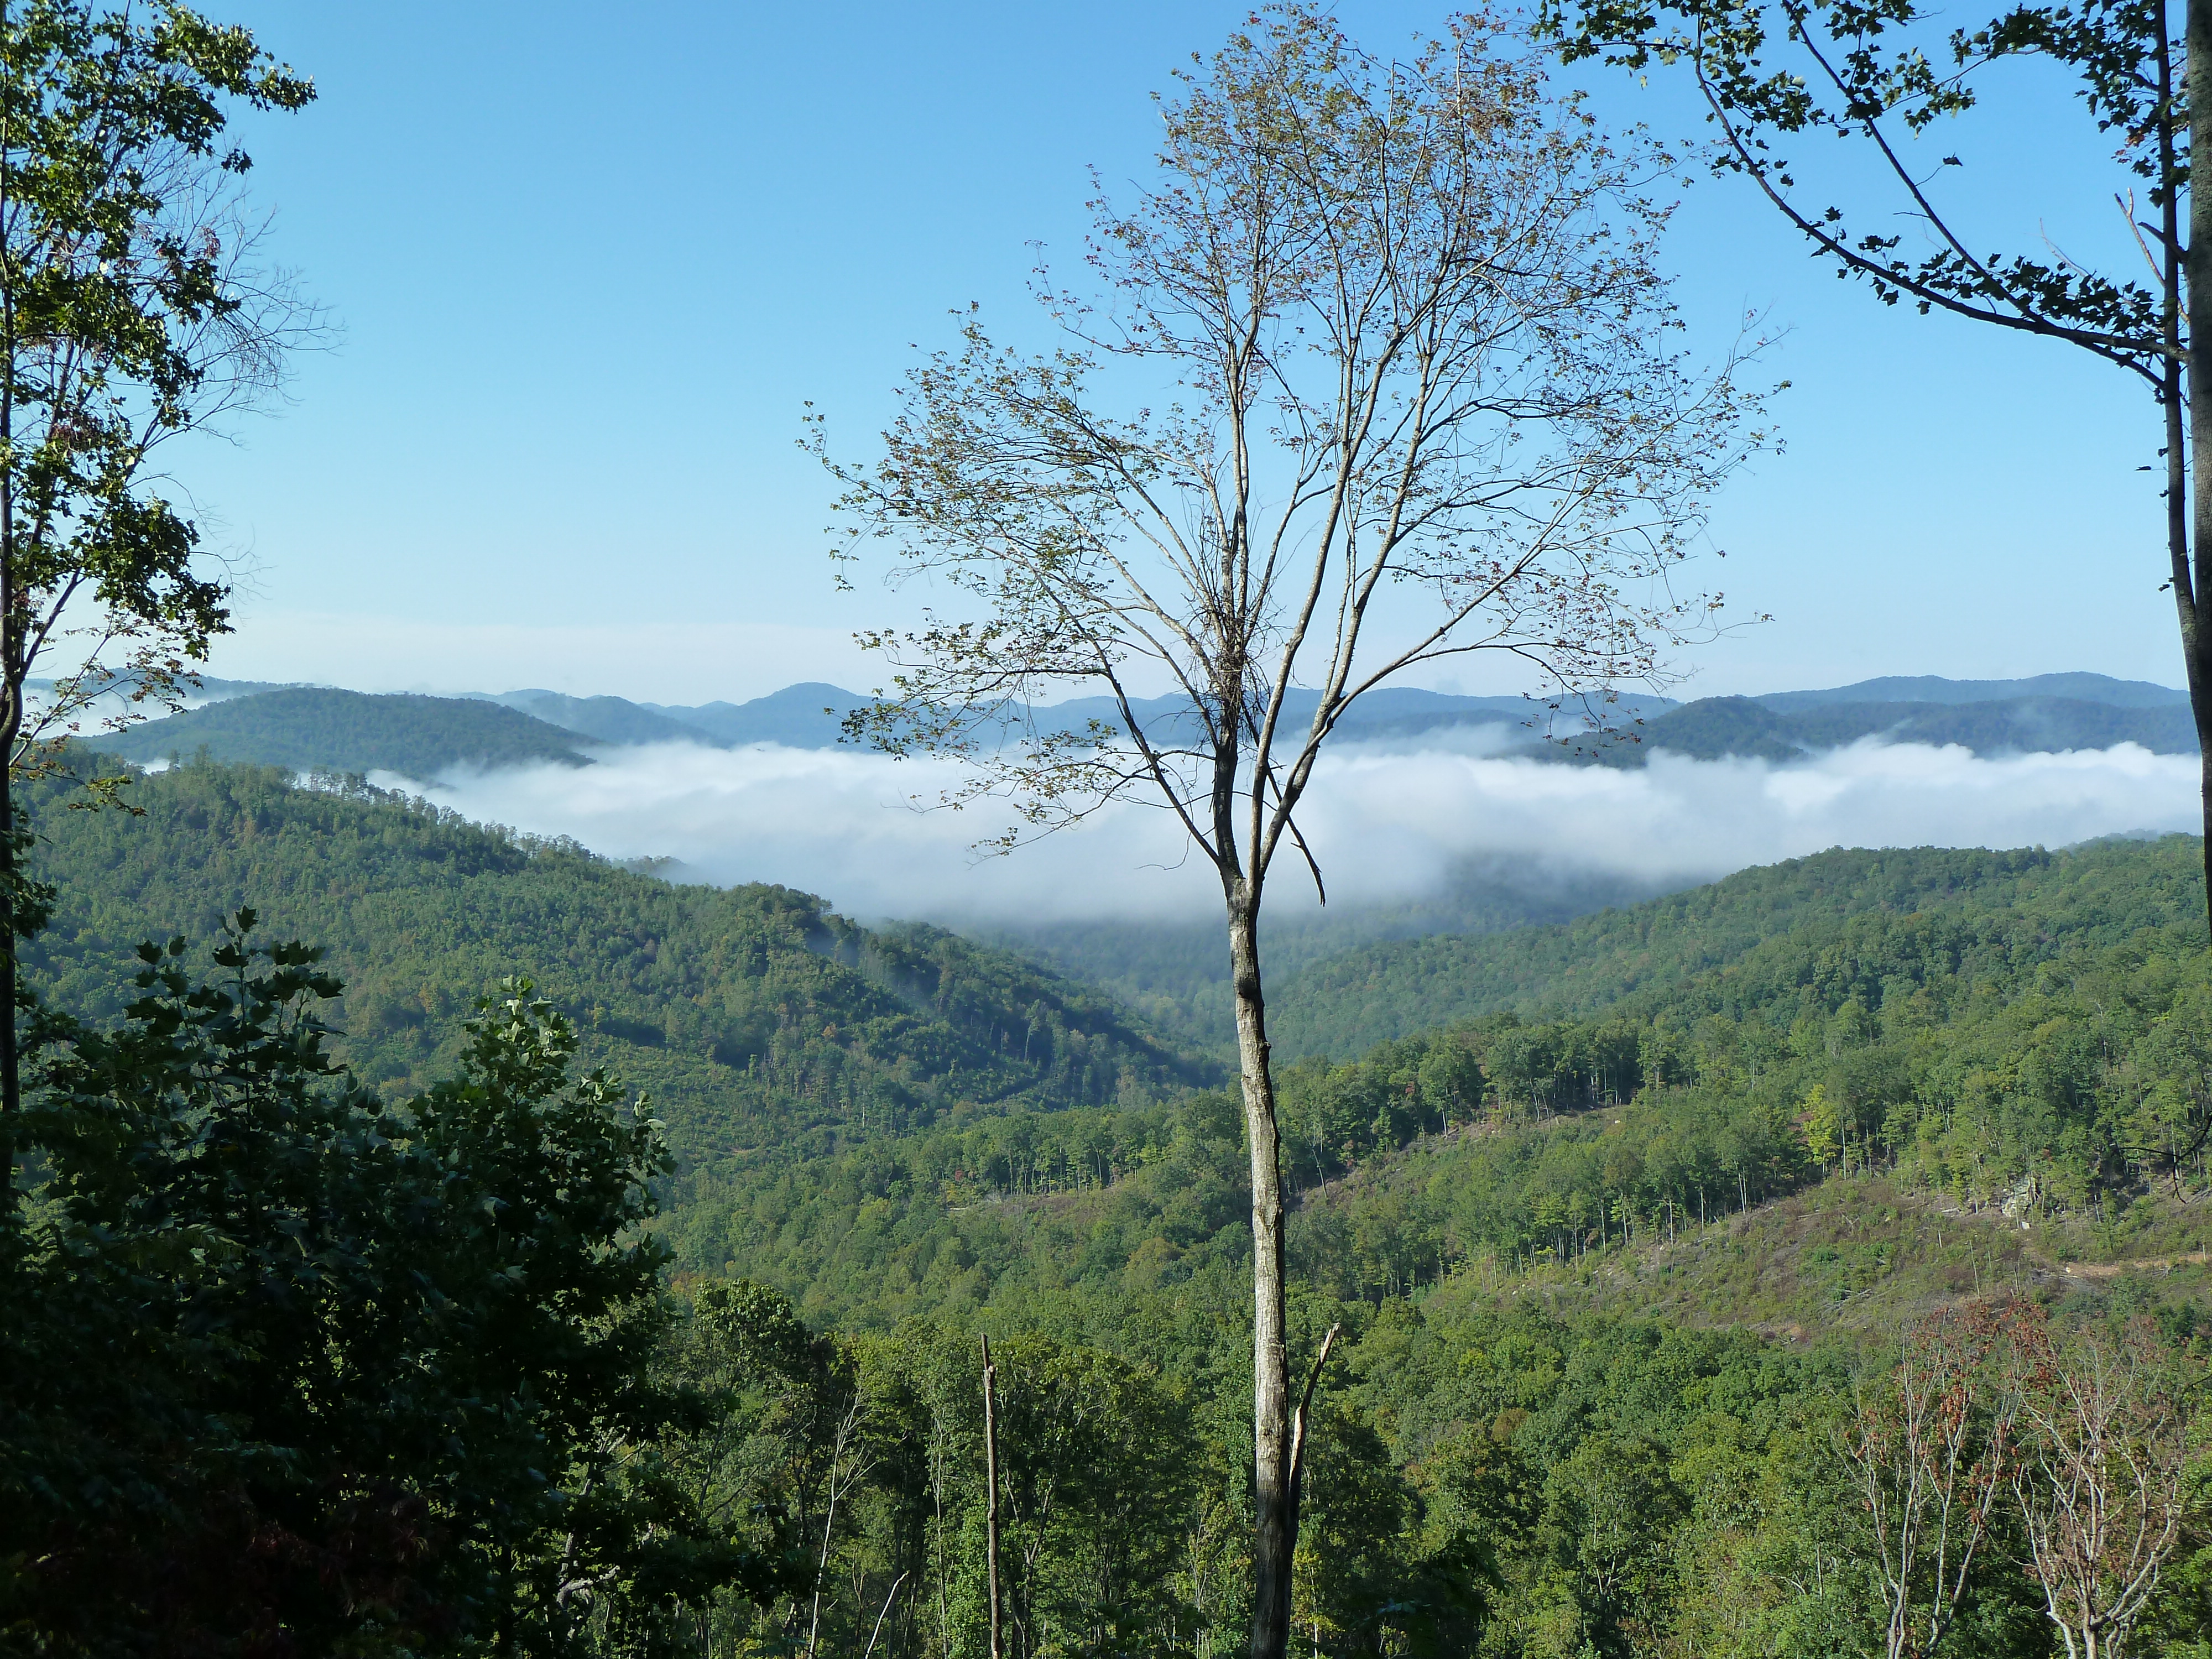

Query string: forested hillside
978 857 1662 1052
89 686 595 779
982 840 2210 1058
23 755 2212 1656
651 828 2212 1656
23 759 1213 1165
11 0 2209 1650
1269 838 2201 1054
671 833 2212 1314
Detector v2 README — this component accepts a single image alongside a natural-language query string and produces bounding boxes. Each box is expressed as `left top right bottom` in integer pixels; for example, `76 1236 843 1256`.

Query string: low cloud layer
399 737 2201 925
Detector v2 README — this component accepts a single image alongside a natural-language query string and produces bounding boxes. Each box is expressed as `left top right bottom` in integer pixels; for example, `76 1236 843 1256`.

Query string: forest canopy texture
7 755 2212 1656
1 0 2208 1649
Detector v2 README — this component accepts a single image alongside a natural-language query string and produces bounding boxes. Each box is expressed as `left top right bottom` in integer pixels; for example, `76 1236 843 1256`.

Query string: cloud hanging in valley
399 736 2201 926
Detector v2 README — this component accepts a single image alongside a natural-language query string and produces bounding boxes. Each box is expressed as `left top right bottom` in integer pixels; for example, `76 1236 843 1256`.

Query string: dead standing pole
980 1333 1002 1659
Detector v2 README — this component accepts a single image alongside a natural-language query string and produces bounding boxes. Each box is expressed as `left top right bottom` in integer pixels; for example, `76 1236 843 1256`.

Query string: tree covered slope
87 687 596 779
1268 838 2204 1056
24 760 1215 1166
975 856 1663 1054
671 833 2212 1347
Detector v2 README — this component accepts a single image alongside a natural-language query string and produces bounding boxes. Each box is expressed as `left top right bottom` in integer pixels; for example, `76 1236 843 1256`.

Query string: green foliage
977 859 1659 1055
662 1012 1815 1326
660 1279 1887 1659
1271 839 2205 1056
665 833 2212 1357
644 828 2212 1656
0 0 314 763
0 924 752 1654
21 758 1215 1170
90 687 598 779
20 754 2212 1653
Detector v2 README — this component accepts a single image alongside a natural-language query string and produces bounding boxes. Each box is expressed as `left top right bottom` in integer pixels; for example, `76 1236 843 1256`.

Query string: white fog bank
394 738 2201 925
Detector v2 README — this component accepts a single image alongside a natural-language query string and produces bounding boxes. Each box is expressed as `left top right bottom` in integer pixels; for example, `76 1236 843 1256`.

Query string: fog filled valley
83 671 2208 1048
18 672 2212 1655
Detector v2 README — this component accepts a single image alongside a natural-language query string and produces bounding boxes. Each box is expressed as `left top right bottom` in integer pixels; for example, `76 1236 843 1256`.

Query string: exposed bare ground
1514 1175 2211 1349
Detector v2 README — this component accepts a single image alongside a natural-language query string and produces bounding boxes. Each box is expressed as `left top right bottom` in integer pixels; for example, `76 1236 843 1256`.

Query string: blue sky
181 1 2172 705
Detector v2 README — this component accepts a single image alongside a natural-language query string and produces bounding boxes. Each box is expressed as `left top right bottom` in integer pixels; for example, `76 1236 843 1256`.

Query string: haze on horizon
178 0 2179 708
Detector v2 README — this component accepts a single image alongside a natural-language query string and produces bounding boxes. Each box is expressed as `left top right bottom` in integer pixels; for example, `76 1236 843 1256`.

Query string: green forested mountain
651 826 2212 1657
23 759 1214 1167
670 833 2212 1318
1267 838 2201 1055
21 755 2212 1657
88 687 596 779
976 858 1663 1053
1634 693 2195 760
978 839 2205 1059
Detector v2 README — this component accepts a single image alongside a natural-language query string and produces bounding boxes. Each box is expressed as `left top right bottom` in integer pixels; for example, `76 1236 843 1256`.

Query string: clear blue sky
180 1 2172 705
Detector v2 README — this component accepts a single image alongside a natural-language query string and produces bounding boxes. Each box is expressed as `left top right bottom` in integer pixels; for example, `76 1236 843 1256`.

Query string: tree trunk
0 0 14 1186
0 749 14 1124
2187 0 2212 938
982 1334 1003 1659
0 627 15 1208
1229 888 1294 1659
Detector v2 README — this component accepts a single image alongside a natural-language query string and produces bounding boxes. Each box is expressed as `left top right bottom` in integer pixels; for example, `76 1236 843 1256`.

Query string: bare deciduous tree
983 1332 1003 1659
2007 1311 2193 1659
817 11 1763 1654
1843 1300 2022 1659
802 1383 873 1659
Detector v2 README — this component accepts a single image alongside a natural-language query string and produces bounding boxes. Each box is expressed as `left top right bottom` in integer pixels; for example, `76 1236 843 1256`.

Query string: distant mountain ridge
1752 672 2190 711
1628 693 2197 763
93 670 2196 780
88 688 594 780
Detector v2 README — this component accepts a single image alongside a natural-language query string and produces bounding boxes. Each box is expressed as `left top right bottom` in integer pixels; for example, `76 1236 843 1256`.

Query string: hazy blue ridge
85 687 594 780
1030 684 1679 750
1752 671 2189 711
493 689 708 746
25 672 313 708
632 682 868 747
90 672 2198 785
572 671 2187 757
1634 694 2197 760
